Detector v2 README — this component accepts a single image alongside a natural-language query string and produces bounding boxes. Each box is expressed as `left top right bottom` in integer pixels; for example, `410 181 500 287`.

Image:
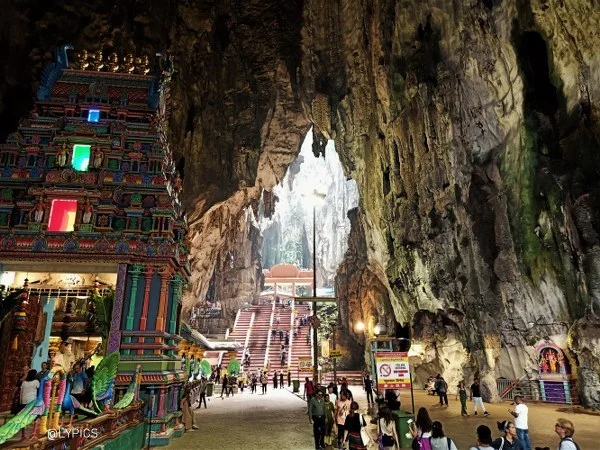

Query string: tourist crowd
303 374 582 450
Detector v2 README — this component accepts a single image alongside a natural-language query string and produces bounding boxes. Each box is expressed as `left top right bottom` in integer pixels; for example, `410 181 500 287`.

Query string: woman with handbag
343 401 369 450
379 405 400 450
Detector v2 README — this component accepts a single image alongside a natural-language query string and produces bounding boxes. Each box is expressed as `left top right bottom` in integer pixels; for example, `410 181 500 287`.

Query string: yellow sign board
329 350 343 358
298 357 312 372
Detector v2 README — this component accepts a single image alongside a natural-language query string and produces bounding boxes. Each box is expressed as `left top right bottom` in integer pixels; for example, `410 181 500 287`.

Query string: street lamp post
302 188 326 385
312 204 318 384
331 325 337 386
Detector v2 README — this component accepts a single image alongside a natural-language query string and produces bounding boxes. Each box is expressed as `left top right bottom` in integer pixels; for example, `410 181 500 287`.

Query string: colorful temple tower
0 46 190 445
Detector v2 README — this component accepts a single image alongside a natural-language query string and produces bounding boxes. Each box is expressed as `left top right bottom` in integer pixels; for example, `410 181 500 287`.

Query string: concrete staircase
266 304 293 371
288 303 313 378
244 303 273 372
220 308 253 370
210 301 315 377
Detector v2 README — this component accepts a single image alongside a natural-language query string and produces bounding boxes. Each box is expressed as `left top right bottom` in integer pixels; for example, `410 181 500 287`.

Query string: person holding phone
508 396 531 450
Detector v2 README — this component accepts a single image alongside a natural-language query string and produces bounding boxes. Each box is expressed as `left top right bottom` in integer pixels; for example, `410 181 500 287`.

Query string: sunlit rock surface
260 132 359 287
1 0 599 406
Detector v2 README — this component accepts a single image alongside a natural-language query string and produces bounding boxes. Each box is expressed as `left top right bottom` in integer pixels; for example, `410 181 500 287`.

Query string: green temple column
124 264 144 355
168 273 185 357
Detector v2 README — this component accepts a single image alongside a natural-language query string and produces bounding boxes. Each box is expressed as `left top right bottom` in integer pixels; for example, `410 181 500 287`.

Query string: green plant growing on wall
317 303 338 343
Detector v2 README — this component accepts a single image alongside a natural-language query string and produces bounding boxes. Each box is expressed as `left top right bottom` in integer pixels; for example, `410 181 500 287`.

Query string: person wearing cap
492 420 523 449
555 418 579 450
309 390 326 450
469 425 494 450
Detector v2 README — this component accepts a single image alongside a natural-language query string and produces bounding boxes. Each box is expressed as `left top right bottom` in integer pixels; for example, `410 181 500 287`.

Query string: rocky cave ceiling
1 0 599 407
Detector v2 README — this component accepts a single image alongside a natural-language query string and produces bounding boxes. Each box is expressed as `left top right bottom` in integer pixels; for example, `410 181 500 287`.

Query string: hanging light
374 321 387 337
354 321 365 332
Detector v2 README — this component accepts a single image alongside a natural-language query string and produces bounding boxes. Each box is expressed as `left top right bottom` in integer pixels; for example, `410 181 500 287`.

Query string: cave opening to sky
259 128 359 292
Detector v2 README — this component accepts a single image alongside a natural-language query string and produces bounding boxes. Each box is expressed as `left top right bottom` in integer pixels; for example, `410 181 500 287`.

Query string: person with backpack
492 421 523 449
469 425 494 450
555 418 579 450
430 421 458 450
435 374 449 407
410 407 433 450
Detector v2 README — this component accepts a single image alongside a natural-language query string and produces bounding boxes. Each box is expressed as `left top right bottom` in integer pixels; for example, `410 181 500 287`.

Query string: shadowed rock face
1 0 600 406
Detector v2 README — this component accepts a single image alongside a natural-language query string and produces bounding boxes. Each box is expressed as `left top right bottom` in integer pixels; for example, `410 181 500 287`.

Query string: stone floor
165 386 596 449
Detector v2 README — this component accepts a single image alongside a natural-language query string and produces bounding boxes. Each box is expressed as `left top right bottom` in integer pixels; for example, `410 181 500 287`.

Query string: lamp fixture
374 321 387 336
354 321 365 332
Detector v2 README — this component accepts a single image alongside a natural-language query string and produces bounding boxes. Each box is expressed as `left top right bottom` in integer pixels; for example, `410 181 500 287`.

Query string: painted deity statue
57 143 68 167
82 198 93 224
93 147 104 168
31 198 45 223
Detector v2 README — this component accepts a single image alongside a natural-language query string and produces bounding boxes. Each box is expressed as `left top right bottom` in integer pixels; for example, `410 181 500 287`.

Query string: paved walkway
165 386 595 449
166 385 317 450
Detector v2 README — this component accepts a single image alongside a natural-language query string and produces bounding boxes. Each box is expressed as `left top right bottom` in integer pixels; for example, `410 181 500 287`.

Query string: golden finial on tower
91 50 105 71
107 53 120 72
123 54 135 74
141 55 150 75
76 49 90 70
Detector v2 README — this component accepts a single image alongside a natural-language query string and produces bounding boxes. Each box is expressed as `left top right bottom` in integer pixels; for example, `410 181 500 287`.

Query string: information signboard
329 350 343 358
374 352 411 390
298 357 313 372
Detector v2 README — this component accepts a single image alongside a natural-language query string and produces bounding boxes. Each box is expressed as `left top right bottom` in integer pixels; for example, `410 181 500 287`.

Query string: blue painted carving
32 237 47 252
36 45 74 101
63 238 79 253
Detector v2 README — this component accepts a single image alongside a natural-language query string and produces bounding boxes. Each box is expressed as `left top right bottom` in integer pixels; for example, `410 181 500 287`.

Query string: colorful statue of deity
57 143 68 167
82 198 94 224
31 197 45 223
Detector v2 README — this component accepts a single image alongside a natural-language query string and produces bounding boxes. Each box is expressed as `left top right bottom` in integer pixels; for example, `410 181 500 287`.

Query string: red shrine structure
0 46 193 447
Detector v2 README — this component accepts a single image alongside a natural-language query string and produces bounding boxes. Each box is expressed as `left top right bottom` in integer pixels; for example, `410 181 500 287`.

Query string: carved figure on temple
173 171 183 192
107 53 120 72
76 49 90 70
31 197 45 223
57 143 68 167
91 50 105 71
123 54 135 74
134 56 143 73
82 198 94 224
93 147 104 168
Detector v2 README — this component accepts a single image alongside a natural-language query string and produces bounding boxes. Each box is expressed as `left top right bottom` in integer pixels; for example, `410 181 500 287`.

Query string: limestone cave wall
1 0 600 406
